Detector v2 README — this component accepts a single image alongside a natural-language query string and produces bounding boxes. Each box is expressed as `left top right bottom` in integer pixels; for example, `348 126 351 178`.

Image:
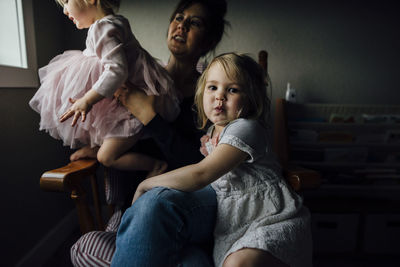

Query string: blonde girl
29 0 180 174
124 53 312 267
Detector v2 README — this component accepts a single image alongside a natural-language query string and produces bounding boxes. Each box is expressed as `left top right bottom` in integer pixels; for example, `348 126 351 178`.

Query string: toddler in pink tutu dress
29 0 180 174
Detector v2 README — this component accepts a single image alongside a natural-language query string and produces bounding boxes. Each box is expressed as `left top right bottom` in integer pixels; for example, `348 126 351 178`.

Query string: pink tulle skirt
29 50 178 148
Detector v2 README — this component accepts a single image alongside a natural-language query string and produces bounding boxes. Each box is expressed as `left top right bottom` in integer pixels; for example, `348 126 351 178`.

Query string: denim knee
132 187 178 215
119 187 186 233
113 186 216 267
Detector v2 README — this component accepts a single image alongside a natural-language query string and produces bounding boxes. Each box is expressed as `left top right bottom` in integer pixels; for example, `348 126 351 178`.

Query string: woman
71 0 228 266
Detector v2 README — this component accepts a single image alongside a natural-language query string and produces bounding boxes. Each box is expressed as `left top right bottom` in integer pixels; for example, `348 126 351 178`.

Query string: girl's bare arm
132 144 248 203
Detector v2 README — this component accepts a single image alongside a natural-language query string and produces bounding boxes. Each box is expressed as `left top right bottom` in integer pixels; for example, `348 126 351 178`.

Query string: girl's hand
60 89 103 126
60 97 92 126
131 182 148 205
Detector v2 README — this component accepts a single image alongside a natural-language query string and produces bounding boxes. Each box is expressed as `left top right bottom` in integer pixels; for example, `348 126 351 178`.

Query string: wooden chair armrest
40 159 98 192
283 165 321 191
39 159 103 233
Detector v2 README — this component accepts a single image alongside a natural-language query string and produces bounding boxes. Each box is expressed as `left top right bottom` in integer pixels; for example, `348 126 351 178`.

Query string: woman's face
167 3 208 60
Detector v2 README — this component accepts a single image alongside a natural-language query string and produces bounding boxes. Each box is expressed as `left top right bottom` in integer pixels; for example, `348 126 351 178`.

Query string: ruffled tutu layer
29 51 143 148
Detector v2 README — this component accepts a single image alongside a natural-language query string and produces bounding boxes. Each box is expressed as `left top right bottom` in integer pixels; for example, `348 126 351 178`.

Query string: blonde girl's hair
194 52 271 130
55 0 121 15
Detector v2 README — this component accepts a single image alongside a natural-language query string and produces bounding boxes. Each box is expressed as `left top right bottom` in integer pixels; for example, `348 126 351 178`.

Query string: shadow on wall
0 1 88 266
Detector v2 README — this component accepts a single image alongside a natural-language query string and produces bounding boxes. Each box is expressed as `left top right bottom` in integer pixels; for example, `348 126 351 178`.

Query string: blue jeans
111 186 217 267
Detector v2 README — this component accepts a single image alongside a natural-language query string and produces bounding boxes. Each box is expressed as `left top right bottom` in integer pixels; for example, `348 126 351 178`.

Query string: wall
1 0 398 265
120 0 399 105
0 1 87 266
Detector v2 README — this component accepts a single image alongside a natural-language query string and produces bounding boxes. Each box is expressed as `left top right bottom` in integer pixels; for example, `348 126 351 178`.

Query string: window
0 0 38 87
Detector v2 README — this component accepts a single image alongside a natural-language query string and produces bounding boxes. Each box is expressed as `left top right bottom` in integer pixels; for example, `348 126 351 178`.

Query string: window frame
0 0 38 88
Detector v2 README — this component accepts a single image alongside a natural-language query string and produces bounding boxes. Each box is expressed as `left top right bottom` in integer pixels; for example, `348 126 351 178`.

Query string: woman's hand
114 84 157 125
59 97 92 126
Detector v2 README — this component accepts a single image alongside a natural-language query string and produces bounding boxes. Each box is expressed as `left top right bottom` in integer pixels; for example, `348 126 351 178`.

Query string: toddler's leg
223 248 288 267
97 135 167 174
70 145 99 161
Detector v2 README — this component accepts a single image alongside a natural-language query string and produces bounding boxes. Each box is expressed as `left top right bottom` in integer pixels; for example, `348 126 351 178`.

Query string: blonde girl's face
62 0 98 29
202 62 246 131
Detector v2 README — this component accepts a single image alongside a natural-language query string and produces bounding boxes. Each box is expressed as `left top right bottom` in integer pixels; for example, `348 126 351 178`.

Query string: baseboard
16 210 79 267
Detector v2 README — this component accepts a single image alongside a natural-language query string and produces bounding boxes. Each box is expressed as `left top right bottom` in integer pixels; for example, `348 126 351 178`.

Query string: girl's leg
97 134 167 174
70 145 99 161
223 248 289 267
111 186 217 267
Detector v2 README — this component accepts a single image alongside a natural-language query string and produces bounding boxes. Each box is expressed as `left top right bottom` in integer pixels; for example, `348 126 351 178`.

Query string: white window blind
0 0 38 87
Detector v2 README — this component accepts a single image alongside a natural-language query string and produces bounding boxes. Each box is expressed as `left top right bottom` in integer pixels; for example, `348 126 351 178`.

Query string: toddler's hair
55 0 120 15
195 52 271 129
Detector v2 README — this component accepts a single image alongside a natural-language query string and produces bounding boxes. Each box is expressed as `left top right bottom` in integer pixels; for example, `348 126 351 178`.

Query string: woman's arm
116 87 204 169
132 144 248 203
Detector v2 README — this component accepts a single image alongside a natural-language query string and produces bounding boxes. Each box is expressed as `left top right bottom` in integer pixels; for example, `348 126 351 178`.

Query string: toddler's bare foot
146 160 168 178
70 146 99 161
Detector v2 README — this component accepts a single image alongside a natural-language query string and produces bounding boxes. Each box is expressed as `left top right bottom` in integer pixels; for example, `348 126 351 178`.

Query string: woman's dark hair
169 0 228 56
